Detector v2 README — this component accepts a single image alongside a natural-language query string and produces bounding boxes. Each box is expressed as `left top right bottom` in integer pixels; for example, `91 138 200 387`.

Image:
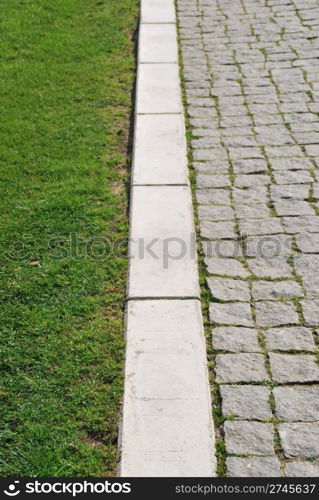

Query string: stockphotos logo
2 480 131 497
4 482 20 496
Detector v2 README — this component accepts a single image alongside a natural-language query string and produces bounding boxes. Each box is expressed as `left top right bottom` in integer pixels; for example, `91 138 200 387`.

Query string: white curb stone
127 186 199 299
120 0 216 477
141 0 175 23
132 114 188 185
139 24 178 63
136 63 182 114
120 300 216 477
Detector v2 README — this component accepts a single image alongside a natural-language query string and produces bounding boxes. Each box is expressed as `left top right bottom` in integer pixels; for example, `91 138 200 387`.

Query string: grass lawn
0 0 138 476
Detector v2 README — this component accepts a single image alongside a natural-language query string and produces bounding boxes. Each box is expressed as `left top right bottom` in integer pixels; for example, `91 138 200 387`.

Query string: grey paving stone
271 184 310 201
224 421 275 455
305 145 319 156
203 240 242 259
215 353 269 383
197 174 230 188
232 186 268 204
296 233 319 253
239 218 283 236
194 148 227 161
265 327 316 351
247 257 292 278
270 157 313 171
252 281 304 302
283 216 319 234
255 301 298 327
273 387 319 422
274 201 315 216
207 277 250 302
301 300 319 326
235 174 271 187
284 461 319 477
269 353 319 383
220 385 272 420
204 258 249 278
303 277 319 299
232 159 268 174
212 327 260 352
279 423 319 458
209 302 253 327
196 188 231 205
235 204 270 219
198 205 234 221
245 234 293 258
295 255 319 277
273 170 313 184
227 457 281 478
200 220 236 239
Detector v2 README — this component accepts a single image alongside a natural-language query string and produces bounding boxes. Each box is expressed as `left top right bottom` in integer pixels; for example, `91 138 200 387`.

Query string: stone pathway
177 0 319 477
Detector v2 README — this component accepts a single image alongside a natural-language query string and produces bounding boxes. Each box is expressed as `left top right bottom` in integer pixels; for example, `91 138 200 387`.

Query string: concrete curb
119 0 216 477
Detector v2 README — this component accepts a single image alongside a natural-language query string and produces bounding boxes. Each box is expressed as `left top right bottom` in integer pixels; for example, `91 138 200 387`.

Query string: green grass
0 0 138 476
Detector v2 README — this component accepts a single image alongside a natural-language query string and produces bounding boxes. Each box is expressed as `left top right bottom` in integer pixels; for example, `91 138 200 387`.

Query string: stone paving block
121 300 215 476
209 302 253 327
255 301 299 327
273 387 319 422
232 158 268 174
139 24 178 63
232 186 268 204
239 218 283 236
128 186 199 298
279 423 319 459
264 327 316 351
197 174 230 188
235 174 271 187
200 220 236 239
294 255 319 277
224 421 275 455
235 204 270 219
204 258 249 278
283 216 319 234
284 461 319 477
305 145 319 156
132 114 188 185
273 170 313 184
247 257 292 278
196 188 231 205
207 277 250 302
198 205 234 221
227 457 281 478
271 184 309 201
269 353 319 383
203 240 242 259
212 327 260 352
215 353 269 383
270 158 313 171
296 233 319 253
301 300 319 326
137 63 182 114
303 277 319 299
252 281 304 301
141 0 175 23
245 234 292 258
220 385 271 420
194 148 228 161
274 201 315 216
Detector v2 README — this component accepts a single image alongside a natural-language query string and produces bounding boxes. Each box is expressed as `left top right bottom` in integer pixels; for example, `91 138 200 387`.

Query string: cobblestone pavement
176 0 319 477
